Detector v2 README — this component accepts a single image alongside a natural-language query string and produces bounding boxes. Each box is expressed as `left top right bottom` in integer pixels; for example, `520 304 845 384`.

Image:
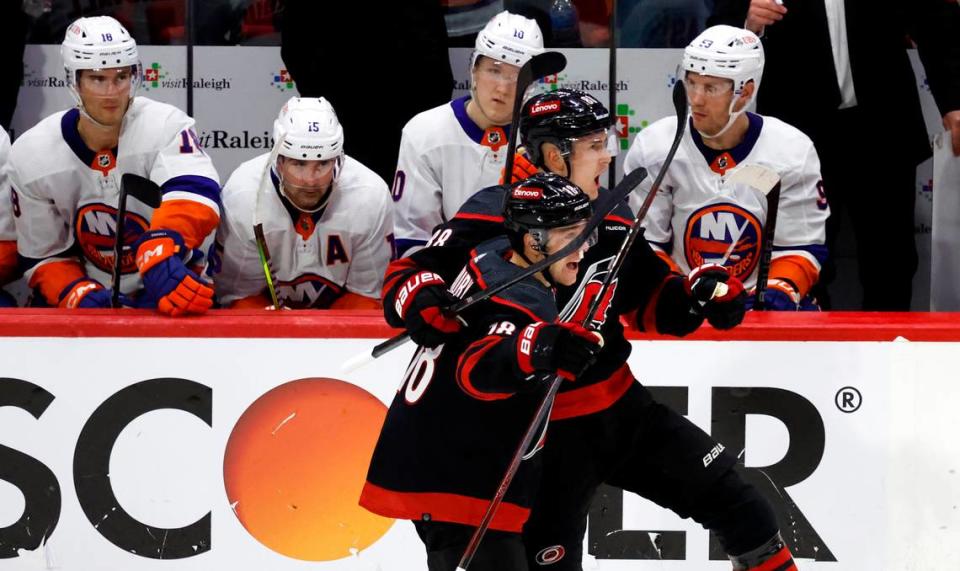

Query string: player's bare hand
943 110 960 157
746 0 787 35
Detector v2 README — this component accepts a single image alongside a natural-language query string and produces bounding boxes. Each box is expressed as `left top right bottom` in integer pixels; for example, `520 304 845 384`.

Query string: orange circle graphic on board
223 377 393 560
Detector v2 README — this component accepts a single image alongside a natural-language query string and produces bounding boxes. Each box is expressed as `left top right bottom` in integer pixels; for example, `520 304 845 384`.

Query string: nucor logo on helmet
530 101 561 116
512 187 542 200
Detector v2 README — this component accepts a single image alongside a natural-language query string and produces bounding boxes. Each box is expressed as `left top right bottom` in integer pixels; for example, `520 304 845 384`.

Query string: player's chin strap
513 242 559 288
274 154 341 215
274 172 333 214
68 67 141 130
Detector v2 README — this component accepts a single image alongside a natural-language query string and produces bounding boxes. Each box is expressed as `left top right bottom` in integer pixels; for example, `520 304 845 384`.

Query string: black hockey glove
516 322 604 381
686 264 746 330
393 271 463 348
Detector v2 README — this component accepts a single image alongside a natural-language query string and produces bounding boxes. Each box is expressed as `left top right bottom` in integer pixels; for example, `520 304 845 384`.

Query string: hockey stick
709 165 782 300
253 223 282 309
339 166 648 374
633 79 688 224
111 174 163 308
456 79 690 571
717 165 780 266
251 133 287 310
607 0 619 188
746 169 782 310
502 51 567 184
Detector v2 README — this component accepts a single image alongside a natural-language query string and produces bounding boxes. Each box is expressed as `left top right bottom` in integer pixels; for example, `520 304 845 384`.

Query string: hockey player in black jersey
378 89 798 570
362 173 605 571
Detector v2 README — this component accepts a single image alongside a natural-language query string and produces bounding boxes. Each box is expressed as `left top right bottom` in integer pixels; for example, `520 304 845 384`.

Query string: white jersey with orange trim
0 129 17 286
214 152 393 308
8 96 220 296
0 129 13 242
392 96 510 256
623 112 829 295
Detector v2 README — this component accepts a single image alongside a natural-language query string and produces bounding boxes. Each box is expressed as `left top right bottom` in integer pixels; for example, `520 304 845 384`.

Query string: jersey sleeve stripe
769 255 820 298
27 258 88 306
454 212 503 223
772 243 827 265
394 238 427 258
160 175 222 209
359 481 530 532
551 362 634 420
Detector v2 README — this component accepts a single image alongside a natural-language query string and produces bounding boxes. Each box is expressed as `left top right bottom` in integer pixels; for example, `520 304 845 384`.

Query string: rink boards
0 311 958 570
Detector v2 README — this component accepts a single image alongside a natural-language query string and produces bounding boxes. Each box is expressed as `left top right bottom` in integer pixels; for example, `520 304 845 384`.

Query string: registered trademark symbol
835 386 862 413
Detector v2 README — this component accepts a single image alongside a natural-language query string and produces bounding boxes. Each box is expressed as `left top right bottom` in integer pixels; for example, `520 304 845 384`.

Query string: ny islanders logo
683 203 762 281
276 274 344 309
75 203 150 274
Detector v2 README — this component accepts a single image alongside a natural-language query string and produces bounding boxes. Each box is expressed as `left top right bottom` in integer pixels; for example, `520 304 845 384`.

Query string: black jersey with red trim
381 184 705 420
363 238 559 533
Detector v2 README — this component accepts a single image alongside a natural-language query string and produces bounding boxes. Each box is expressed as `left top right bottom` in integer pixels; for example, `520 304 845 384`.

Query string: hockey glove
394 271 463 348
58 278 131 308
135 229 214 317
500 150 540 184
517 322 604 381
686 264 746 330
758 279 801 311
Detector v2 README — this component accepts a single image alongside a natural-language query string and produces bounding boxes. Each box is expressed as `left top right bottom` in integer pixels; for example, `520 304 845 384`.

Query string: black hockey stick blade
121 173 163 208
343 166 648 371
502 51 567 186
633 79 688 224
111 174 164 308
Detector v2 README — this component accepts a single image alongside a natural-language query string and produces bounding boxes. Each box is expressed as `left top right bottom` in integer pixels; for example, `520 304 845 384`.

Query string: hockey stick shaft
458 80 690 570
633 79 688 225
112 174 163 308
607 0 618 189
365 166 647 364
111 187 129 309
753 181 782 310
254 223 282 309
502 52 567 185
455 373 562 571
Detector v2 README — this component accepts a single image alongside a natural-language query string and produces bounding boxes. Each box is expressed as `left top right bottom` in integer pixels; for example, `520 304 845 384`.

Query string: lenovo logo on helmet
512 187 543 200
529 101 561 116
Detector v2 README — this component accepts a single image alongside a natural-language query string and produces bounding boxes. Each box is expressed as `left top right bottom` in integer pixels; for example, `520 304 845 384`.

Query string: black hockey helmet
519 89 612 167
503 172 593 254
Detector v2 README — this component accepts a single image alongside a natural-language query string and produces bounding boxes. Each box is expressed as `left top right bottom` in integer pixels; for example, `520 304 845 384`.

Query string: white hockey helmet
471 11 544 70
273 96 344 162
61 16 142 106
682 25 764 138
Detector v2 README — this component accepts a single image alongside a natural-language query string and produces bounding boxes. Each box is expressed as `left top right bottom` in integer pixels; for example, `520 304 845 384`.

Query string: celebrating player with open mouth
362 173 604 571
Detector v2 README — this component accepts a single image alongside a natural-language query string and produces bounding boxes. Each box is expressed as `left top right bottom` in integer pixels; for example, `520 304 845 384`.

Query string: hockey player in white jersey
624 25 829 310
8 16 220 315
214 97 393 309
391 10 543 256
0 129 17 306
